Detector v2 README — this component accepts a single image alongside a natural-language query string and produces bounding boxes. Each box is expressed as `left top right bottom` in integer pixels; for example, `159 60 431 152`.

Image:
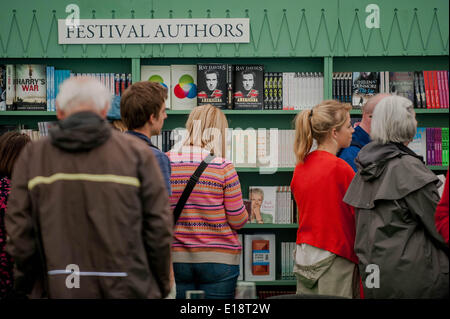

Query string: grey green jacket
5 112 173 299
343 142 448 299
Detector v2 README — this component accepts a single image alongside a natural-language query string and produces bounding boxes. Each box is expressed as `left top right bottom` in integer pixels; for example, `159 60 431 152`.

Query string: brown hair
183 104 228 157
294 100 351 163
0 131 31 178
120 81 168 130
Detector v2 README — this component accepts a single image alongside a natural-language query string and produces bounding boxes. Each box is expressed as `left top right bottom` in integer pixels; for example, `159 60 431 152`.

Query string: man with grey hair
5 76 173 299
339 93 390 171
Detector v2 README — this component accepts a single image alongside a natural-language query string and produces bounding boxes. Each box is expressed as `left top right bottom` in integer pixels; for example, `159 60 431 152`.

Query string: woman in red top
290 100 358 298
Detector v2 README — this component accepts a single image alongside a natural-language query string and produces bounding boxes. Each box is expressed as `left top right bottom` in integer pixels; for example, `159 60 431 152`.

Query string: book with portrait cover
389 72 415 103
248 186 277 224
197 63 231 109
233 64 264 110
141 65 171 109
352 72 380 108
170 65 197 110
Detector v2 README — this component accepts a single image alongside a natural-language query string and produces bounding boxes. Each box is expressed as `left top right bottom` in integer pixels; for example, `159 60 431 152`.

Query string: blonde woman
167 104 248 299
290 100 359 298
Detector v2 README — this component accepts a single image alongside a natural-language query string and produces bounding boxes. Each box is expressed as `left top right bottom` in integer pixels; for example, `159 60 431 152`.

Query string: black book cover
418 71 426 108
197 63 228 109
277 72 283 110
332 72 337 100
233 64 264 110
346 72 353 103
352 72 380 108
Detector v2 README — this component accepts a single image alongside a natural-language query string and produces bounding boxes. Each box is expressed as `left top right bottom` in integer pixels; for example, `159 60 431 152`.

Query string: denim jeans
173 263 239 299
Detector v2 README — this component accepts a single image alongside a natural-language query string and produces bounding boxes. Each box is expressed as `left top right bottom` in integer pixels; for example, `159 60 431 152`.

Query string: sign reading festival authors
58 19 250 44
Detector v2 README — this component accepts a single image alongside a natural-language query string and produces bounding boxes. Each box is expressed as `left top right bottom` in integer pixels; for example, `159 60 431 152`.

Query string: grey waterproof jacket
6 112 173 298
343 142 449 299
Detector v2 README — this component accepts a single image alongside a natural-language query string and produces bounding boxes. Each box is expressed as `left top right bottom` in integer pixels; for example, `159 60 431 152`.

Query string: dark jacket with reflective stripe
343 142 449 299
6 112 173 299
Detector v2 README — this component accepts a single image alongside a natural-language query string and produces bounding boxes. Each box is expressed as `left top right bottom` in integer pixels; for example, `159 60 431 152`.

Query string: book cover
352 72 380 108
14 64 47 111
248 186 277 224
409 127 427 162
232 129 257 167
5 64 16 108
233 64 264 110
141 65 171 109
432 71 440 108
0 65 5 111
419 71 427 108
170 65 197 110
442 127 449 167
413 71 423 108
197 63 228 109
244 234 276 281
389 72 415 103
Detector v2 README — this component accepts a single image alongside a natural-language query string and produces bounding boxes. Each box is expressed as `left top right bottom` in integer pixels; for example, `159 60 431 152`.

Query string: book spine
442 127 449 167
227 64 234 109
424 71 431 108
46 66 51 111
414 72 421 108
437 71 444 109
433 71 440 108
444 71 449 108
5 64 15 109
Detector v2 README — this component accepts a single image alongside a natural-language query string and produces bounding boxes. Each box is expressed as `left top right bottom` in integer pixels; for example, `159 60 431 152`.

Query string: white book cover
232 129 257 167
244 234 276 281
170 65 197 110
141 65 171 109
409 127 427 161
248 186 277 224
5 64 15 106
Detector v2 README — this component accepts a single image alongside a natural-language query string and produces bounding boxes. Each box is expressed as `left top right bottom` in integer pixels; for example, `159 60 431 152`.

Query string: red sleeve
435 170 449 244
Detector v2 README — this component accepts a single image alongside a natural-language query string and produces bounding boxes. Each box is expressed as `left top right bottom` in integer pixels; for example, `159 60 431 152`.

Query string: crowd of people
0 76 448 299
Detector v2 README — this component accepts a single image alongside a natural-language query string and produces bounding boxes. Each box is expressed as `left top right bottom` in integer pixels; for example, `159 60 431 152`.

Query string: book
244 233 276 281
233 64 264 110
413 71 423 108
5 64 16 108
352 72 380 108
197 63 229 109
0 65 5 111
9 64 47 111
248 186 277 224
170 65 197 110
238 234 244 281
141 65 171 109
442 127 449 167
409 127 427 162
389 72 415 103
232 128 257 167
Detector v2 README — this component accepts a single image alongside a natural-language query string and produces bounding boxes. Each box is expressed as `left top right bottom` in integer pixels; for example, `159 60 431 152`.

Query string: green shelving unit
0 0 448 291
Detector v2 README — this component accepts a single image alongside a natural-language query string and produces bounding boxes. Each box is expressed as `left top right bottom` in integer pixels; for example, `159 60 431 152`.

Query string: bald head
360 93 391 134
56 76 111 120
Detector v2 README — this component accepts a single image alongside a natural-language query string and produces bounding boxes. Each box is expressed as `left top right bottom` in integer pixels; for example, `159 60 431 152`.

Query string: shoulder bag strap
173 153 216 224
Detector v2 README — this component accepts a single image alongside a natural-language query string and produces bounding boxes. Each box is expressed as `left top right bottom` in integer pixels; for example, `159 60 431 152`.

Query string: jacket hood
344 141 438 209
49 111 111 152
355 142 423 182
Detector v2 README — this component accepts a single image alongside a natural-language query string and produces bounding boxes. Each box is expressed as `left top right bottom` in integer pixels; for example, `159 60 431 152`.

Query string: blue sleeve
153 150 172 196
338 146 359 172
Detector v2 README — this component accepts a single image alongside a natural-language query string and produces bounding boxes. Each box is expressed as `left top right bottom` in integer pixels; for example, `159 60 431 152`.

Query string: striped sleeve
223 162 248 229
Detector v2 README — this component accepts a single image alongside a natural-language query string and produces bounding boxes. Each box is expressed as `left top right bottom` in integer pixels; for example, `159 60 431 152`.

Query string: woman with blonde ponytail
290 100 360 298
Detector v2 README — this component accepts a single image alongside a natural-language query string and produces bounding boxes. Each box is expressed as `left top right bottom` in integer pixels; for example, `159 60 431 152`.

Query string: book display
0 0 448 298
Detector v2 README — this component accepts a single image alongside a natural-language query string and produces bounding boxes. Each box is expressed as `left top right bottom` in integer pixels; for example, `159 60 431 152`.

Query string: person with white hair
343 95 449 299
5 76 173 299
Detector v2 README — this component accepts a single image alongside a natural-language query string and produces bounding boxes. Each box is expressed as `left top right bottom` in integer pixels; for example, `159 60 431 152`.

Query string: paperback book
233 64 264 110
197 63 231 109
170 65 197 110
352 72 380 108
244 234 276 281
141 65 171 108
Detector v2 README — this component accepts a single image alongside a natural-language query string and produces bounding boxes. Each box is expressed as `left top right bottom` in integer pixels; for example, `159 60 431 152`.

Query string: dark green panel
333 56 449 72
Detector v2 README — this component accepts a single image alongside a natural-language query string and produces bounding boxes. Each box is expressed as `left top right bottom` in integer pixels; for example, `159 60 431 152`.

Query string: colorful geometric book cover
170 65 197 110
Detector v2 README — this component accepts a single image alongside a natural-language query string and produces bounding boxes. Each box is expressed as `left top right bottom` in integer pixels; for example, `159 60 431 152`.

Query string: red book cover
444 71 449 108
423 71 432 108
432 71 440 108
437 71 444 109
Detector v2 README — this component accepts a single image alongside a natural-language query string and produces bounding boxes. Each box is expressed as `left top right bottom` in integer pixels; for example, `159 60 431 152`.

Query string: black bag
173 153 216 224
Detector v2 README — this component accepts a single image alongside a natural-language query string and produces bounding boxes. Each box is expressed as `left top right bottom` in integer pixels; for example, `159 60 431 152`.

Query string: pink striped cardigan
167 147 248 265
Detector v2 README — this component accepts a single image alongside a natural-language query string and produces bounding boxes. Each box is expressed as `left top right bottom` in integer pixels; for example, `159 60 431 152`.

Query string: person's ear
56 102 65 120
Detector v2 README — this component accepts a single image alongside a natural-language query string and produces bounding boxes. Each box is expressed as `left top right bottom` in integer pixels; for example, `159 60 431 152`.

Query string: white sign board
58 19 250 44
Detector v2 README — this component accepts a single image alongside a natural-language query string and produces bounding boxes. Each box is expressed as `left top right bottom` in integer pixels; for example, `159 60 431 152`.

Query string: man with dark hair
120 81 172 196
234 71 258 98
197 70 223 99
